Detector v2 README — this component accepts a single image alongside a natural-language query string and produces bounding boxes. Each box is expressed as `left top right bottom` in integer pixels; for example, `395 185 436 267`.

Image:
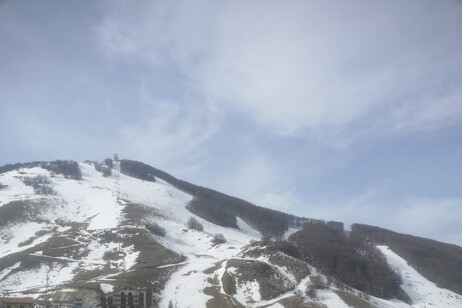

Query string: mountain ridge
0 158 461 308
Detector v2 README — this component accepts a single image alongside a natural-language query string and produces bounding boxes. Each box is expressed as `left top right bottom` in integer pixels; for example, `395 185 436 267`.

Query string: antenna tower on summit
113 154 122 253
113 154 121 204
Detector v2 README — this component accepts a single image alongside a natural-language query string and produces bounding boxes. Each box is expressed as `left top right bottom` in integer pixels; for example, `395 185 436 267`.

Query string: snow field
0 262 76 295
0 167 49 205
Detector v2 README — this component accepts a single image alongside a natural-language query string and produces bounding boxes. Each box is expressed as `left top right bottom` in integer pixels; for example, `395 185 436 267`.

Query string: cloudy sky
1 0 462 245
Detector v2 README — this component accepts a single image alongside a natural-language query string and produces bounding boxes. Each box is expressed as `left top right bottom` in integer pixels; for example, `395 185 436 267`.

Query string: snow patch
316 289 351 308
0 222 52 259
231 271 261 305
0 262 21 281
283 227 300 239
0 262 76 294
236 218 261 239
100 283 114 294
265 304 284 308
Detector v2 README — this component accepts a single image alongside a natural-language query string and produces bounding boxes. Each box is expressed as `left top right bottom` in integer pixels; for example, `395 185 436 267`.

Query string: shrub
260 234 273 246
211 233 226 245
146 222 166 237
269 239 301 259
187 217 204 232
42 160 82 180
310 275 328 289
94 161 112 177
104 158 113 168
22 175 56 195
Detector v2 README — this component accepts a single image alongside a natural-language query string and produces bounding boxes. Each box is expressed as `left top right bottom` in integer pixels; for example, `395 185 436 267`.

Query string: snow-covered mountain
1 159 461 308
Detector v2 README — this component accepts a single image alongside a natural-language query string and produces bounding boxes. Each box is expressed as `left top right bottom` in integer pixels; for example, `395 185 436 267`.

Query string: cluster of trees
267 238 301 259
186 217 204 231
120 160 319 236
289 221 409 301
146 221 166 237
120 160 156 182
23 175 56 195
0 160 82 180
351 224 462 296
0 161 43 174
94 159 113 177
41 160 82 180
186 198 237 228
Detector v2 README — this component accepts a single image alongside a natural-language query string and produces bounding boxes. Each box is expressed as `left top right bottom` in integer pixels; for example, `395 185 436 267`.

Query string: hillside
0 159 461 308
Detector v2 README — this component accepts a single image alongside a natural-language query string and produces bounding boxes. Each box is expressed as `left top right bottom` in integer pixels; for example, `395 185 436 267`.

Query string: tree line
120 159 319 236
0 160 82 180
289 221 410 302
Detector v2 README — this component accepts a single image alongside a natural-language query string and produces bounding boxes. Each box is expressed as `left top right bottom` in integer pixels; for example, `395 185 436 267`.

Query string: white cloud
215 152 303 213
392 198 462 245
118 100 220 178
97 0 462 141
95 2 462 247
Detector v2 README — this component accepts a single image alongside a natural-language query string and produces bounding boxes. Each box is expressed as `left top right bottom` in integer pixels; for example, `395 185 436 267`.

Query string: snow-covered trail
376 245 462 308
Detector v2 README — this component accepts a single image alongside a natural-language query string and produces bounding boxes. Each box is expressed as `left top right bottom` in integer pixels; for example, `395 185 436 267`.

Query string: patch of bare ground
39 287 99 306
225 258 295 301
203 262 222 275
205 288 245 308
204 270 245 308
243 246 310 283
94 227 186 298
121 202 164 226
0 200 48 227
71 268 118 284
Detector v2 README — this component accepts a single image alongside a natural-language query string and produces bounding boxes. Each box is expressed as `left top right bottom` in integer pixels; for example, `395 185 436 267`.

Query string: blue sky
1 0 462 245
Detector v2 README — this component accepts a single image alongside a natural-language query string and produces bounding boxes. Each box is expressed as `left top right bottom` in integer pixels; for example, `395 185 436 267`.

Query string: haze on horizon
1 0 462 245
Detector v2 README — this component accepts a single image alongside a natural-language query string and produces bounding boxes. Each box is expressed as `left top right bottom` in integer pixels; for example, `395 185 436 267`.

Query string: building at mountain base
100 288 152 308
0 297 34 308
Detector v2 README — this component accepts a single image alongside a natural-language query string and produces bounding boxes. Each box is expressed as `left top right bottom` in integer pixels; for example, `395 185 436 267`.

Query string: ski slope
375 245 462 308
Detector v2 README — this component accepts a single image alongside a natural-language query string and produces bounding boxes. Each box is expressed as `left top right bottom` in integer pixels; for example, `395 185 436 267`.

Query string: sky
1 0 462 245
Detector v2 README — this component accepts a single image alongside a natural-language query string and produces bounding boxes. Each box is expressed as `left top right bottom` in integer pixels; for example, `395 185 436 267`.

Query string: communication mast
113 154 122 253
